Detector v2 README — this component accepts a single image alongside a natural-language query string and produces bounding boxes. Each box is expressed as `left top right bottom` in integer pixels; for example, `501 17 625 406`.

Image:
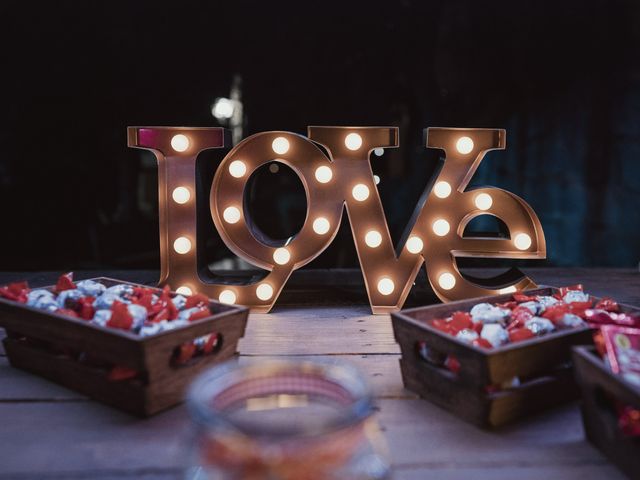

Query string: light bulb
352 184 370 201
170 134 190 152
364 230 382 248
345 133 363 151
229 160 247 178
433 181 451 199
219 290 236 304
315 165 333 183
374 148 384 157
223 206 241 224
406 236 423 254
173 237 192 254
432 219 450 237
514 233 532 250
474 193 493 211
377 277 395 295
256 283 274 301
176 286 192 296
211 97 234 119
273 247 291 265
456 136 474 154
313 217 330 235
374 175 380 185
499 286 517 294
272 137 290 155
438 272 456 290
172 187 191 204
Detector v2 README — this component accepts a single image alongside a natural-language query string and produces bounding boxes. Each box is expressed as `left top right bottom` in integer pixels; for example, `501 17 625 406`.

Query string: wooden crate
392 287 596 428
573 346 640 479
0 277 249 416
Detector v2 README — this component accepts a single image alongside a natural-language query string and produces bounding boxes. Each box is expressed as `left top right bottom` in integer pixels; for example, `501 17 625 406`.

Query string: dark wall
1 0 638 270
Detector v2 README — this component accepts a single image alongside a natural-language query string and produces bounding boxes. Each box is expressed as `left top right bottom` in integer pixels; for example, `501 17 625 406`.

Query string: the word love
128 126 545 313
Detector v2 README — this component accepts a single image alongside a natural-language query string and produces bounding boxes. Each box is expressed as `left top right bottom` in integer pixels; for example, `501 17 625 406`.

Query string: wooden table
1 268 638 480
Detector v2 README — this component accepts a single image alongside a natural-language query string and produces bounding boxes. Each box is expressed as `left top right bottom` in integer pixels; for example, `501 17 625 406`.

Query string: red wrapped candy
107 301 133 330
188 307 211 322
55 272 76 293
0 281 30 303
509 328 535 343
107 365 139 381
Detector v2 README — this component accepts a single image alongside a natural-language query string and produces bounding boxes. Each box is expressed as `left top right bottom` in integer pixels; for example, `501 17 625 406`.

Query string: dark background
1 0 639 272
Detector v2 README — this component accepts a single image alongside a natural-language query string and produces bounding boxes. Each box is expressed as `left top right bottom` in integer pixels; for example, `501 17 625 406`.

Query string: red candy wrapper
0 281 30 303
55 272 76 293
601 325 640 385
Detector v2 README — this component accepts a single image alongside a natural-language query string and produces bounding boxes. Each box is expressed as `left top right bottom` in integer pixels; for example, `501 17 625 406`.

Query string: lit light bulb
272 137 290 155
374 175 380 185
173 236 192 254
377 277 395 296
352 184 370 202
229 160 247 178
499 286 517 294
406 236 423 254
256 283 274 301
456 136 474 154
211 97 234 119
374 148 384 157
172 187 191 204
344 133 363 151
312 217 330 235
433 181 451 199
273 247 291 265
514 233 532 250
432 219 450 237
364 230 382 248
315 165 333 183
474 193 493 211
170 134 190 152
219 290 237 304
176 286 192 296
223 206 241 224
438 272 456 290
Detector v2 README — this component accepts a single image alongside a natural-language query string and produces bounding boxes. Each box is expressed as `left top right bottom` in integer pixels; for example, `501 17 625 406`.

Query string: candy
519 301 542 315
455 329 479 344
106 301 133 330
595 297 619 312
563 290 590 304
470 303 510 324
524 317 556 335
127 304 148 331
27 289 54 307
557 313 586 328
509 327 535 343
472 338 493 349
54 272 76 293
104 284 135 297
92 310 112 327
75 280 107 297
56 288 84 308
481 324 509 347
0 281 30 303
601 325 640 387
171 294 187 310
536 295 559 310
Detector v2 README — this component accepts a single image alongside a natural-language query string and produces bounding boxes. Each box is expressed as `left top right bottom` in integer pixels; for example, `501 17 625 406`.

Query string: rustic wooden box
392 287 595 428
573 346 640 479
0 277 249 416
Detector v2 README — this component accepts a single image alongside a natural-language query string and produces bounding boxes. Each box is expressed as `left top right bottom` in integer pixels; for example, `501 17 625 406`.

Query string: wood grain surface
0 268 637 479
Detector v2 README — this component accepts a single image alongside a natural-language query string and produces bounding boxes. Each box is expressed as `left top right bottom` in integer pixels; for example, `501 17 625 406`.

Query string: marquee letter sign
128 126 545 313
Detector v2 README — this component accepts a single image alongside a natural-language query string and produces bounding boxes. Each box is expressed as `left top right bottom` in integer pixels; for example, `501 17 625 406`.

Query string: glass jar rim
187 358 374 439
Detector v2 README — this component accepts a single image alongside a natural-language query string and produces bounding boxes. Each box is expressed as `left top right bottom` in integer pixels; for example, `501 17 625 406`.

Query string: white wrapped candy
558 313 586 328
455 329 479 344
171 294 187 311
104 284 134 298
75 280 106 297
92 309 112 327
470 303 510 324
127 304 148 331
481 324 509 347
27 289 54 307
537 295 559 310
525 317 556 335
56 289 84 308
178 307 203 321
519 301 542 315
93 293 131 310
563 290 589 304
31 296 59 312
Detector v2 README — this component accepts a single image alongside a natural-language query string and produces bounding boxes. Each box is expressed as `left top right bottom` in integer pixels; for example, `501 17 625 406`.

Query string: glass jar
186 359 390 480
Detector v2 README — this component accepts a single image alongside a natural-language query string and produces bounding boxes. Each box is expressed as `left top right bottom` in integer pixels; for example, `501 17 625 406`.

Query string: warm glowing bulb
273 247 291 265
256 283 274 301
377 277 395 296
272 137 290 155
172 187 191 204
438 272 456 290
374 148 384 157
499 286 517 294
432 219 450 237
173 237 192 254
406 236 423 254
364 230 382 248
352 184 370 202
176 286 192 296
433 181 451 198
315 165 333 183
374 175 380 185
474 193 493 211
313 217 330 235
229 160 247 178
456 136 474 154
514 233 532 250
171 134 190 152
223 206 241 224
219 290 236 304
345 133 363 151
